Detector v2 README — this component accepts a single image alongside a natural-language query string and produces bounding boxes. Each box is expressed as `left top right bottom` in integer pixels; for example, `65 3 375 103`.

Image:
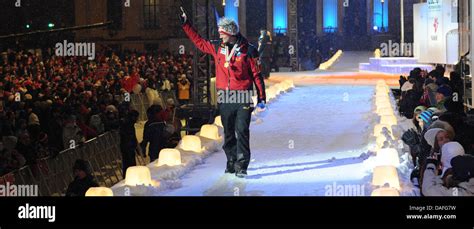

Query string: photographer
422 151 474 196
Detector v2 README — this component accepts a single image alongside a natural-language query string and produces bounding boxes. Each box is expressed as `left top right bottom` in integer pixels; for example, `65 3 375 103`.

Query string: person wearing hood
407 120 455 185
180 12 266 178
440 142 465 176
422 151 474 196
424 127 453 157
435 85 453 113
65 159 99 196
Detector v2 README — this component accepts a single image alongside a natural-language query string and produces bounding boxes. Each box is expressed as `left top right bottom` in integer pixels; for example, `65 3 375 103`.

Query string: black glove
402 129 420 147
411 144 423 158
178 6 187 25
410 168 420 182
425 157 440 168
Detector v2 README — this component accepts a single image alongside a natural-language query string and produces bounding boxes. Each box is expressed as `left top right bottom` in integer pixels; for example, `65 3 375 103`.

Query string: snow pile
164 85 377 196
110 80 296 196
363 80 419 196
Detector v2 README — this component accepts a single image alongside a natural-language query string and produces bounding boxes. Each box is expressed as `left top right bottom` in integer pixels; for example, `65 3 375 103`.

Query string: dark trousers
260 57 271 79
219 102 253 172
121 148 136 178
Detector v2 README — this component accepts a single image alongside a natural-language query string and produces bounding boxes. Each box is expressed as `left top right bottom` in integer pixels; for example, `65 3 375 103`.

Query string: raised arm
180 7 216 56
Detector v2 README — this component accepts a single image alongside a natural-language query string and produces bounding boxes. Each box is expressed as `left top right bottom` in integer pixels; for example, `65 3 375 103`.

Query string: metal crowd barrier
0 131 149 196
0 89 179 196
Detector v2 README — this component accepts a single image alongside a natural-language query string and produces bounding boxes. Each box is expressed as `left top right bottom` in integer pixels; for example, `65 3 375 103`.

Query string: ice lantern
377 108 394 116
376 135 387 150
375 98 391 108
266 87 277 100
376 148 400 167
373 124 393 139
380 115 397 126
125 166 153 186
375 95 390 103
284 80 295 89
157 149 182 166
376 104 393 114
214 116 223 127
376 86 389 95
371 187 400 196
372 166 401 190
180 135 202 153
200 124 220 140
85 187 114 197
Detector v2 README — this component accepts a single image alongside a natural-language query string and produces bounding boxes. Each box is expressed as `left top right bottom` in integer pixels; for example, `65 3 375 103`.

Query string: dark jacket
399 90 421 119
65 175 99 197
119 118 138 152
140 120 167 160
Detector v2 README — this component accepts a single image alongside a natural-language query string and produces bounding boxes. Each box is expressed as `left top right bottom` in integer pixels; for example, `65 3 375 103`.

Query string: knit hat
419 110 434 126
427 107 441 114
451 155 474 182
441 142 465 175
218 17 239 36
424 128 446 148
429 120 455 140
414 106 427 114
437 85 453 97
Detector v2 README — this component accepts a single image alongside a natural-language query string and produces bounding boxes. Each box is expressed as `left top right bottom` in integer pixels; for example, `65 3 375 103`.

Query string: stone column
316 0 323 35
238 0 247 36
338 0 344 34
267 0 274 33
367 0 373 34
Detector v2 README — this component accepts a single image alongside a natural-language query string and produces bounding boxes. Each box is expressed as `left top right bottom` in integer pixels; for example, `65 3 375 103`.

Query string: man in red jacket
180 9 266 178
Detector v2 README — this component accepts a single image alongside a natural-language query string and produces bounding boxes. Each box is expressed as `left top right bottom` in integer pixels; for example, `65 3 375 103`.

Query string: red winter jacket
182 22 266 102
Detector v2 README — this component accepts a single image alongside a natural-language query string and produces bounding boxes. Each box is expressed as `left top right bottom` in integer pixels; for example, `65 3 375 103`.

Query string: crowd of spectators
398 66 474 196
0 46 193 176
